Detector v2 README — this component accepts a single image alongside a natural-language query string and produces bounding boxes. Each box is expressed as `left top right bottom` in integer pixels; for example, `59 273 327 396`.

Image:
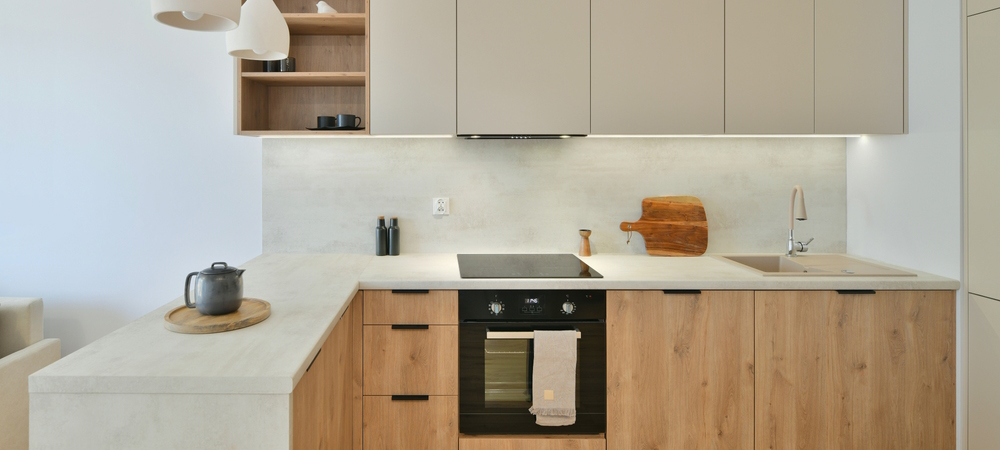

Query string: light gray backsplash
264 138 846 255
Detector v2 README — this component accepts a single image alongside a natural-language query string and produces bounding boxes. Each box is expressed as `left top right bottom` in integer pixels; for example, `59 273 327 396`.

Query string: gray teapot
184 262 246 315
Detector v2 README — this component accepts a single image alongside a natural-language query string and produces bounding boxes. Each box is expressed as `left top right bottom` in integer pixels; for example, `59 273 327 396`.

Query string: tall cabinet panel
968 10 1000 301
725 0 814 134
457 0 590 136
815 0 904 133
370 0 456 135
970 0 1000 16
971 294 1000 450
591 0 724 134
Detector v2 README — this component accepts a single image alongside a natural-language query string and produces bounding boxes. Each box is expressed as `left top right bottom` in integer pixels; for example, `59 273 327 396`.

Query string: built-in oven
459 290 606 435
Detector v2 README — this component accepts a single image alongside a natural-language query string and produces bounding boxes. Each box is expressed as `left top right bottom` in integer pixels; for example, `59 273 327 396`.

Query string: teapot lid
201 262 238 275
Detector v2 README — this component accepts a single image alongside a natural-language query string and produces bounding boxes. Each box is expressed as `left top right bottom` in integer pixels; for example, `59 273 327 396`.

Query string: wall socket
432 198 450 215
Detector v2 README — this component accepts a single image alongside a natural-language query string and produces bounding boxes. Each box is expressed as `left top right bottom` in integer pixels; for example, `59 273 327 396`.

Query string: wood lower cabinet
363 290 458 325
459 437 606 450
607 290 755 450
292 297 357 450
755 290 956 450
363 325 458 395
363 396 458 450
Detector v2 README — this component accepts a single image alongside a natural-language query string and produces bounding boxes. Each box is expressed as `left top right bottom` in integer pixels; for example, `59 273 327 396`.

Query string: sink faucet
787 185 813 257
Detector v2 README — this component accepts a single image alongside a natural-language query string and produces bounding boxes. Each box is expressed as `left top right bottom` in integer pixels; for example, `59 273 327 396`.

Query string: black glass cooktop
457 254 603 279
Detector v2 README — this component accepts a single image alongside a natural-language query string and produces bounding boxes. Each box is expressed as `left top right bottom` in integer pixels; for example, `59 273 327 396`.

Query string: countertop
31 252 959 396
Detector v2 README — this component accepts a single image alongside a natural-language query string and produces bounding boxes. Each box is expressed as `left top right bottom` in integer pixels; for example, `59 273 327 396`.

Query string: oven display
522 298 542 314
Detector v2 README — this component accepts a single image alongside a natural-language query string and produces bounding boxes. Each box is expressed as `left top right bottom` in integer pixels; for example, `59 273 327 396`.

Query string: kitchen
0 0 988 450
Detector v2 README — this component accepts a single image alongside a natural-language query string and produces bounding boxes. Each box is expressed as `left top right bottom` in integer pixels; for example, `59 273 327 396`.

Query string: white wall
0 1 262 354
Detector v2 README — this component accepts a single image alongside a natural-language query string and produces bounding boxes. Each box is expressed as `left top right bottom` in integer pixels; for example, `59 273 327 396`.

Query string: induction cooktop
457 254 603 279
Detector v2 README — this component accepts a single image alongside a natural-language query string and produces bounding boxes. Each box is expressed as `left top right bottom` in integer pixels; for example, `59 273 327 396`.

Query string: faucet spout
788 186 808 256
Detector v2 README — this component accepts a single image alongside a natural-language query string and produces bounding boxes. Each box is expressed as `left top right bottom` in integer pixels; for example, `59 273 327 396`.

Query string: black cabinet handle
391 395 429 401
306 349 321 372
391 324 429 330
837 290 877 295
663 290 702 295
392 289 430 294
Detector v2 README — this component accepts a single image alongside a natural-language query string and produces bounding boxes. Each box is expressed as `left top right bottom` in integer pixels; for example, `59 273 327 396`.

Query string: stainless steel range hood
458 134 587 140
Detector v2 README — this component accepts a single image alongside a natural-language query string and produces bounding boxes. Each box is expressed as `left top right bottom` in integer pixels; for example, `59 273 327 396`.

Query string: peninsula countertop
31 252 959 396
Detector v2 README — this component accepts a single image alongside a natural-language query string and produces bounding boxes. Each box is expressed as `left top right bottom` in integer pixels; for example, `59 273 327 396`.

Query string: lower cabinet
607 290 755 450
459 437 606 450
363 396 458 450
755 290 956 450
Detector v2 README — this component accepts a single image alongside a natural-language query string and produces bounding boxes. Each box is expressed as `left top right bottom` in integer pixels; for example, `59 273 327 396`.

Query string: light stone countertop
31 252 959 396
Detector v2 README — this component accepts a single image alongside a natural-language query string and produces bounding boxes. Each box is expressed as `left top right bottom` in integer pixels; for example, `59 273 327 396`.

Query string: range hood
458 134 587 140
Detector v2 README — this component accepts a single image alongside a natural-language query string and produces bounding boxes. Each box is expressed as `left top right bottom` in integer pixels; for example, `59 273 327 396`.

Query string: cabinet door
363 396 458 450
815 0 904 133
591 0 724 134
970 0 1000 17
755 291 955 450
370 0 456 135
363 325 458 395
968 11 1000 300
460 437 606 450
457 0 589 135
725 0 814 134
364 290 458 325
971 294 1000 450
292 299 355 450
606 291 754 450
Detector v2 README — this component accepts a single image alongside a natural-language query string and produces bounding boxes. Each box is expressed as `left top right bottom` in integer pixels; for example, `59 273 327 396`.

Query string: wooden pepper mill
579 229 592 257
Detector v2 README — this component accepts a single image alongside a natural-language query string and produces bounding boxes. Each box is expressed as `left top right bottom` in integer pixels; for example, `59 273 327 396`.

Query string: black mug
336 114 362 128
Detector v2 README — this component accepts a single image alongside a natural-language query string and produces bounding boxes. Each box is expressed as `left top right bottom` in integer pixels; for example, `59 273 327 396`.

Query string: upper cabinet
369 0 456 135
592 0 724 135
726 0 815 134
457 0 590 136
815 0 905 134
970 0 1000 16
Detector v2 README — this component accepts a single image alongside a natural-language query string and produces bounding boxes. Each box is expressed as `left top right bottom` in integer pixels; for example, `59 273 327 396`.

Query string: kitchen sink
717 254 915 277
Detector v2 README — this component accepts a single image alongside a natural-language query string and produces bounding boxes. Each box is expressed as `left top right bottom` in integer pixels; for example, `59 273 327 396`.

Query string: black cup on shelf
280 57 295 72
336 114 362 128
316 116 337 129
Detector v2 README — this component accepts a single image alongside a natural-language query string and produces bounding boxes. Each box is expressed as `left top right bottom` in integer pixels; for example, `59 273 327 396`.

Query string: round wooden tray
164 298 271 334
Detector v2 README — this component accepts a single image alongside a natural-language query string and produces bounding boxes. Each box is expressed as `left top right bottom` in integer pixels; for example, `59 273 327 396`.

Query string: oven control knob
561 301 576 315
488 301 504 315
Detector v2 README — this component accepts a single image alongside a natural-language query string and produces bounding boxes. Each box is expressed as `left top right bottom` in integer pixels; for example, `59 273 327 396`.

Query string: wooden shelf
284 13 366 35
242 72 366 86
241 130 369 136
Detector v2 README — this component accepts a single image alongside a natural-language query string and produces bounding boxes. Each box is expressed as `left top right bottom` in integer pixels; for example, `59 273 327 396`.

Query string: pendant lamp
151 0 241 32
226 0 290 61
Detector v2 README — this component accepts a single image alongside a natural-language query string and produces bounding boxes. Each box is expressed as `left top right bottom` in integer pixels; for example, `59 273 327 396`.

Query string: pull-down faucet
787 185 813 257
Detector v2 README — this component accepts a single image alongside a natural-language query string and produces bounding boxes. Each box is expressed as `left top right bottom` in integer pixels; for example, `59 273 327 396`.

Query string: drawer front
364 290 458 324
363 325 458 395
363 395 458 450
459 438 606 450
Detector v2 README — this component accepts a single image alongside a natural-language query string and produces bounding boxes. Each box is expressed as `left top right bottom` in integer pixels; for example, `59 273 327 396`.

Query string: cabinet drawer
363 325 458 395
459 437 606 450
363 395 458 450
364 290 458 324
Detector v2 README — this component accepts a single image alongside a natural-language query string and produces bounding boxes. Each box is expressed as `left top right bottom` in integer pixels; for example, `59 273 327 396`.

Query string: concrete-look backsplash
264 138 846 255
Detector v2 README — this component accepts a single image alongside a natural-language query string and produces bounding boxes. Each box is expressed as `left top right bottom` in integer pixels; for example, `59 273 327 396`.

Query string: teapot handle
184 272 199 308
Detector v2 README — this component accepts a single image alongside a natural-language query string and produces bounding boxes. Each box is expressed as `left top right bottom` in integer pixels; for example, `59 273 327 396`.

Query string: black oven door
459 322 606 435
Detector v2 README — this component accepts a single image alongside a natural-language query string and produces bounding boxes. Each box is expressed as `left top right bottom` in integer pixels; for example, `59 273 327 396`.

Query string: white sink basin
717 254 915 277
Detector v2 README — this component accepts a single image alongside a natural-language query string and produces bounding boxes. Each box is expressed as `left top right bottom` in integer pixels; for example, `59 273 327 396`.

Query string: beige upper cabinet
725 0 814 134
370 0 456 135
970 0 1000 16
815 0 904 134
457 0 590 136
968 10 1000 300
970 294 1000 449
591 0 724 135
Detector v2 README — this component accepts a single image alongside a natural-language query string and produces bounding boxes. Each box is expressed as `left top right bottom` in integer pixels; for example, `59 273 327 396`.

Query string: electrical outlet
433 198 450 216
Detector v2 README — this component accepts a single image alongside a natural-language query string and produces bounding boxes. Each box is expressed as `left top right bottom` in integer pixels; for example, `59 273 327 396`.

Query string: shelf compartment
242 72 366 86
242 130 369 136
238 82 367 135
285 13 365 35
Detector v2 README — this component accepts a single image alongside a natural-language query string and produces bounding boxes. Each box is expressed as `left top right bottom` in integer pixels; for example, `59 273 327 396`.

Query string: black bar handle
663 290 702 295
391 395 429 401
392 289 430 294
837 290 877 295
391 324 430 330
306 349 322 372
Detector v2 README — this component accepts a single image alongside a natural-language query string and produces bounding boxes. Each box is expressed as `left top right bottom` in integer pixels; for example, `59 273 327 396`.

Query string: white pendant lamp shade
226 0 290 61
151 0 241 32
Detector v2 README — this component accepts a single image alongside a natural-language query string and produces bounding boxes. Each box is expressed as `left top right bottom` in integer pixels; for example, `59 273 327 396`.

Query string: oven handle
485 330 582 340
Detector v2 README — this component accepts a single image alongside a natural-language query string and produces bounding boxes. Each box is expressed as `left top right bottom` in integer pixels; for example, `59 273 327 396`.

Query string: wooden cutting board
619 196 708 256
164 298 271 334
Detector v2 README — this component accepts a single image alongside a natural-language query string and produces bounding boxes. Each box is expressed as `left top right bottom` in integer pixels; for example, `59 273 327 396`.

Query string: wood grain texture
363 325 458 395
267 86 366 131
607 290 754 450
243 72 366 86
352 293 364 450
618 196 709 256
292 300 354 450
363 396 458 450
163 299 270 334
459 437 606 450
284 35 367 72
363 290 458 324
755 290 956 450
276 0 365 13
285 13 366 35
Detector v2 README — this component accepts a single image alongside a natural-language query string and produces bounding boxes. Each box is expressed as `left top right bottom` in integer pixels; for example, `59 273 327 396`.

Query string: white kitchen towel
527 330 577 426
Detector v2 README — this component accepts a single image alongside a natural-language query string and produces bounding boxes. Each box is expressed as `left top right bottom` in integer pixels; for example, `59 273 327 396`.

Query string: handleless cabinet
970 294 1000 449
591 0 724 134
725 0 814 134
457 0 590 136
369 0 456 135
970 0 1000 16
